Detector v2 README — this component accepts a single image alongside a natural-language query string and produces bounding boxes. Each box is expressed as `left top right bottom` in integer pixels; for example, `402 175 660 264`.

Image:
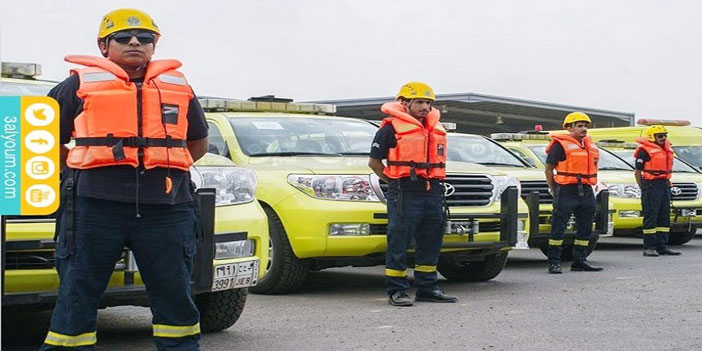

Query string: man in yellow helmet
634 125 681 256
544 112 603 274
368 82 458 306
40 8 208 350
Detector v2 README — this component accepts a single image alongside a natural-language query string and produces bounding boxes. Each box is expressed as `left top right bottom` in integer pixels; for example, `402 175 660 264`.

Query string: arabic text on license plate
212 260 259 292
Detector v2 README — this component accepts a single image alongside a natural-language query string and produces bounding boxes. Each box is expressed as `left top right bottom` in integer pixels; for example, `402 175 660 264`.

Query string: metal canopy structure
312 92 635 135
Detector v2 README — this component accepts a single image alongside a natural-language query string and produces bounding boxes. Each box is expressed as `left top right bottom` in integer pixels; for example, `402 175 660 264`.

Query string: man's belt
643 169 672 175
555 171 597 178
75 135 187 148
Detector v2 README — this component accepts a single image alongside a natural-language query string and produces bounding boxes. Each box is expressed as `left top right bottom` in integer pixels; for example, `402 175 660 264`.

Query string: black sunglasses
110 32 156 45
655 133 668 138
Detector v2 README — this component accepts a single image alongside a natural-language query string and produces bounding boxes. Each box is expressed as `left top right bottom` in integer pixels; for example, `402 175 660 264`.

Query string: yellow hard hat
644 125 668 141
396 82 435 101
98 8 160 39
562 111 592 128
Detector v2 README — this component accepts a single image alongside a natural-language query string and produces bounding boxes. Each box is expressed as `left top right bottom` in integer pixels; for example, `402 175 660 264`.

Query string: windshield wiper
477 162 524 167
338 152 370 155
248 152 342 157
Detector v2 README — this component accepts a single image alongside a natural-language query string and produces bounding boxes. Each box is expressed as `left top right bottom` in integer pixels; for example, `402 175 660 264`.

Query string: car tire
249 207 308 295
195 288 247 333
539 237 598 261
437 251 508 282
668 226 697 246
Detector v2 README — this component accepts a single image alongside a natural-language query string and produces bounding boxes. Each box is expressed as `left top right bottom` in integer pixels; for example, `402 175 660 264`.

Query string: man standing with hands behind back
544 112 604 274
40 8 208 351
369 82 458 307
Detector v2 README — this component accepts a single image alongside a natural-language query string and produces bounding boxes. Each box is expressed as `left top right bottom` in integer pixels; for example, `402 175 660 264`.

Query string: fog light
216 239 255 259
619 210 641 218
329 223 370 236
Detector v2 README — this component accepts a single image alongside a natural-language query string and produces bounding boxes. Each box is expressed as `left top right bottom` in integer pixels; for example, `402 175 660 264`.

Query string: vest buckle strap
74 136 186 148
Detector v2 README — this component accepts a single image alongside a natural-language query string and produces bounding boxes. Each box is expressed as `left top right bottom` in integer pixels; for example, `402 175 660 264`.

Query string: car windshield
0 80 55 96
229 117 377 156
609 149 700 173
447 134 527 167
528 144 633 170
673 146 702 170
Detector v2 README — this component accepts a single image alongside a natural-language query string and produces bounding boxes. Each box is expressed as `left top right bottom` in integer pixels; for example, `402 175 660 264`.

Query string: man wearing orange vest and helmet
40 9 208 351
369 82 458 306
544 112 604 274
634 125 681 257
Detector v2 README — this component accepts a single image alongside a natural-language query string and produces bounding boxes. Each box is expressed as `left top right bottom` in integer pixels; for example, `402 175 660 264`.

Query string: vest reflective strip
574 239 590 246
385 268 408 277
153 323 201 338
414 265 437 273
643 228 657 234
44 331 97 347
82 71 117 83
549 239 563 246
655 227 670 233
158 74 188 85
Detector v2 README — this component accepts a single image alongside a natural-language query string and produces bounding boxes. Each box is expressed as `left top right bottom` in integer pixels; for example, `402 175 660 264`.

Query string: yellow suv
449 133 608 259
202 97 529 294
597 140 702 245
1 62 269 333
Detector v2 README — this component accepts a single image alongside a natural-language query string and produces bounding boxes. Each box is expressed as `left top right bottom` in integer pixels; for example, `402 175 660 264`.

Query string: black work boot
548 263 562 274
657 248 682 256
571 260 604 271
389 291 413 307
643 249 659 257
415 289 458 303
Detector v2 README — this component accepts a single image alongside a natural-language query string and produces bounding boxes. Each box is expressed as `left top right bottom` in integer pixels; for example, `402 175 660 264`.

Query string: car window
206 122 229 157
447 135 527 167
528 144 633 170
228 117 377 156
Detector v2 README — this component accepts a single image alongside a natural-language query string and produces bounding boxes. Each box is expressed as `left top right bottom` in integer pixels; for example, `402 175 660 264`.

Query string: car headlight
697 183 702 200
191 166 257 205
288 174 380 201
605 183 641 198
490 175 521 201
216 239 255 259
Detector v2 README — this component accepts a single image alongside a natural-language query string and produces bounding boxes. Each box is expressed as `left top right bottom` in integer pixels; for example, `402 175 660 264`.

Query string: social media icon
25 184 56 208
24 130 55 154
25 102 55 127
25 156 55 180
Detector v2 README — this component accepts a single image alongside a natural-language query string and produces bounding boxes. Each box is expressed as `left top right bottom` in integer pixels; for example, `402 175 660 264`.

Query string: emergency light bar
1 62 42 79
442 122 457 132
490 133 551 141
199 98 336 115
637 119 691 126
596 140 638 149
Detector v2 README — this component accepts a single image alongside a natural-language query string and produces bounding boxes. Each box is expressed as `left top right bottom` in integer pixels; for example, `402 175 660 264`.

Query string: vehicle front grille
671 183 698 201
378 174 494 207
520 180 553 204
369 221 501 234
4 251 55 269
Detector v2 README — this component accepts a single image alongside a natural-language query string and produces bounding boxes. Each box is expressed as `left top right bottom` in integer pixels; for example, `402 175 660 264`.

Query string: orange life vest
65 55 194 171
634 137 673 180
379 102 447 180
546 133 599 185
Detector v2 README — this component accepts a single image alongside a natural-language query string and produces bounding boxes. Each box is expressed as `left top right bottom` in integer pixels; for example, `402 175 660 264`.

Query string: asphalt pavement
3 234 702 351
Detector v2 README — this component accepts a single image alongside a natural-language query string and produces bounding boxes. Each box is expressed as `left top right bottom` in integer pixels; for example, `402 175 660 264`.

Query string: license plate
681 209 696 217
445 220 477 235
212 260 259 292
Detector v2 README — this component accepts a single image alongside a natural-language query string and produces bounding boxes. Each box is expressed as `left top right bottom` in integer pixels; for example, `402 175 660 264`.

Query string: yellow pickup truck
202 97 529 294
448 133 608 260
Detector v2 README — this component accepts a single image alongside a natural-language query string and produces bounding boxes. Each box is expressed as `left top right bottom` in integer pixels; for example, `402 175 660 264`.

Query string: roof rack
596 140 638 149
1 62 42 79
637 119 691 126
198 98 336 115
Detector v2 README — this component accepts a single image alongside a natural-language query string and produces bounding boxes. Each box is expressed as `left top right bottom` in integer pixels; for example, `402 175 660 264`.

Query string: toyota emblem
671 187 682 196
444 183 456 197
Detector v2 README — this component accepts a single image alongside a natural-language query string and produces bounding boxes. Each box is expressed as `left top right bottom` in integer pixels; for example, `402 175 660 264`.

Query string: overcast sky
2 0 701 126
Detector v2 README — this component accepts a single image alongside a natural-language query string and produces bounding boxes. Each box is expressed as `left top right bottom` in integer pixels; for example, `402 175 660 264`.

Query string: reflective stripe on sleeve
548 239 563 246
385 268 408 277
44 331 97 347
153 323 201 338
414 265 437 273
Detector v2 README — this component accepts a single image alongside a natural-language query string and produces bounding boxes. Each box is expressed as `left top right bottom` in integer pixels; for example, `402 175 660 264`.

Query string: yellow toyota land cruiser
1 62 269 333
597 140 702 245
587 119 702 171
201 97 529 294
448 133 609 260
